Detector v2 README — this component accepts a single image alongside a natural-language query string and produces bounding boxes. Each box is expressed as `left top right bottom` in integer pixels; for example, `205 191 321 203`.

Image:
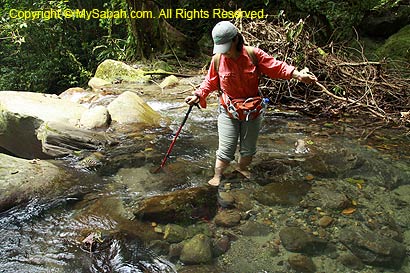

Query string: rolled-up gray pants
216 106 263 162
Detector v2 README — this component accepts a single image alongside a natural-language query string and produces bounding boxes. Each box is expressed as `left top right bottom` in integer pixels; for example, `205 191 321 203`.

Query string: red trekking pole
154 104 196 173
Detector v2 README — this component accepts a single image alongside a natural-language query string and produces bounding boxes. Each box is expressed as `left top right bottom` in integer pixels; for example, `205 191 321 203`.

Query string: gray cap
212 21 238 54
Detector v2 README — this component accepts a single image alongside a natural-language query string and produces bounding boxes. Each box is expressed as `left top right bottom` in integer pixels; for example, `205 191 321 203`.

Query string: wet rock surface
340 228 407 269
0 153 69 212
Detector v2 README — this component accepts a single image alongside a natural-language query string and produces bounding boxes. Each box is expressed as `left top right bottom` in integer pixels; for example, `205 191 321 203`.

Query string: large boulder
0 153 66 212
107 91 162 125
94 59 150 83
0 91 87 158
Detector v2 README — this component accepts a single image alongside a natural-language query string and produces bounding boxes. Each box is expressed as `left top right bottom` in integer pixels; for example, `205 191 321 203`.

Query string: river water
1 98 410 273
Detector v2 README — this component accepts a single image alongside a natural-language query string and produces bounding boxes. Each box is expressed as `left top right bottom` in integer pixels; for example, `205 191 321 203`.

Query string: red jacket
195 46 295 108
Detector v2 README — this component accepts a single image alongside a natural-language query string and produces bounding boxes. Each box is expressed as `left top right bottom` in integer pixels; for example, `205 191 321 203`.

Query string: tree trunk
124 0 197 60
125 0 164 60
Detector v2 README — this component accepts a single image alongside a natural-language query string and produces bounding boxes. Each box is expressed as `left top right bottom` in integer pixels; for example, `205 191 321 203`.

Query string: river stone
107 91 162 125
79 105 110 129
230 189 253 211
0 153 65 212
180 234 212 265
392 185 410 204
254 181 311 206
0 91 87 158
163 223 187 243
239 221 272 236
132 186 217 224
301 147 361 177
318 216 334 228
300 181 351 211
214 209 241 227
288 253 316 273
88 77 111 91
212 236 230 257
337 253 365 270
279 227 328 254
159 75 179 89
339 228 406 269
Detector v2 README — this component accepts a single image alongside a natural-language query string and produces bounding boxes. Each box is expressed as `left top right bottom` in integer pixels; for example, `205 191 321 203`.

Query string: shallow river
1 99 410 273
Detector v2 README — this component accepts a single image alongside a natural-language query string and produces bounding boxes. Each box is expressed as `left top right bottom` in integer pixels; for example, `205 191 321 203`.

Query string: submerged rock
132 186 217 224
288 253 316 273
214 209 241 227
339 227 406 269
279 227 328 255
180 234 212 265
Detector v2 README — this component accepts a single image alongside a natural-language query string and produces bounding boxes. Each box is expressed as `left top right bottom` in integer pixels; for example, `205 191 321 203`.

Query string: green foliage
0 0 128 93
278 0 402 43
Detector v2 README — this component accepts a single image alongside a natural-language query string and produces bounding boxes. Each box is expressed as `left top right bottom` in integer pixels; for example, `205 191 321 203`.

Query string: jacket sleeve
194 57 220 108
254 47 295 80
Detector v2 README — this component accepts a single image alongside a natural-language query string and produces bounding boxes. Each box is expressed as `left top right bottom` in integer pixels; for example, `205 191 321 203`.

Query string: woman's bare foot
208 176 221 186
235 168 251 179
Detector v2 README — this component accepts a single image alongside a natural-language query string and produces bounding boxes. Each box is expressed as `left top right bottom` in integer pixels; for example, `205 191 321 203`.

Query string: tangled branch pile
234 16 410 126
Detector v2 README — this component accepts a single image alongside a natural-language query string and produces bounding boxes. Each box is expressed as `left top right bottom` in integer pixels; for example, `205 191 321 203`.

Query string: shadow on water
1 100 410 272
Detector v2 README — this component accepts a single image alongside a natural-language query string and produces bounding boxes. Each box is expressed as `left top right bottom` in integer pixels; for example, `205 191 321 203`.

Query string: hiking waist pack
221 93 268 121
214 46 267 121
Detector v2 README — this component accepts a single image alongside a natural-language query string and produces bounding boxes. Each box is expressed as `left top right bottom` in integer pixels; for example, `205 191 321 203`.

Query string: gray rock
288 253 316 273
240 221 272 236
0 154 65 212
211 236 230 257
0 91 86 158
180 234 212 264
338 253 365 271
88 77 111 91
300 181 351 211
37 122 113 157
339 228 406 269
279 227 328 254
163 224 187 243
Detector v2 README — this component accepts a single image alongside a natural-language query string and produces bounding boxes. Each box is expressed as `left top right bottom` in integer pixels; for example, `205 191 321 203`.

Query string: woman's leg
237 114 263 178
209 111 239 186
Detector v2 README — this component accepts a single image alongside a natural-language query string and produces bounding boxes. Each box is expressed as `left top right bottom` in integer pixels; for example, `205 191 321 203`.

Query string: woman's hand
292 69 318 84
185 95 200 105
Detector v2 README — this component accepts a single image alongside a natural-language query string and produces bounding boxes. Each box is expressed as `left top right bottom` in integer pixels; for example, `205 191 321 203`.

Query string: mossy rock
376 25 410 63
94 59 150 83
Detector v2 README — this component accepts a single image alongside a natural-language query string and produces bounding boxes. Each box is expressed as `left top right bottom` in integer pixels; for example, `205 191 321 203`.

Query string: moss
376 25 410 63
94 59 151 83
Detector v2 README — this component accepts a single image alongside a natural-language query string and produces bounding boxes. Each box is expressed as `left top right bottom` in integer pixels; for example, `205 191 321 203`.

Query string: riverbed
1 89 410 272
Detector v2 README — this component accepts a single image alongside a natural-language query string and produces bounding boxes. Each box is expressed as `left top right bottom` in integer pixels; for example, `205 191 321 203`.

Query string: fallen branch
315 81 386 119
143 71 195 77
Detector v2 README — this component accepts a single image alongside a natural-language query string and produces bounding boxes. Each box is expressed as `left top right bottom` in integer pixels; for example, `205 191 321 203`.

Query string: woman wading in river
185 21 317 186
